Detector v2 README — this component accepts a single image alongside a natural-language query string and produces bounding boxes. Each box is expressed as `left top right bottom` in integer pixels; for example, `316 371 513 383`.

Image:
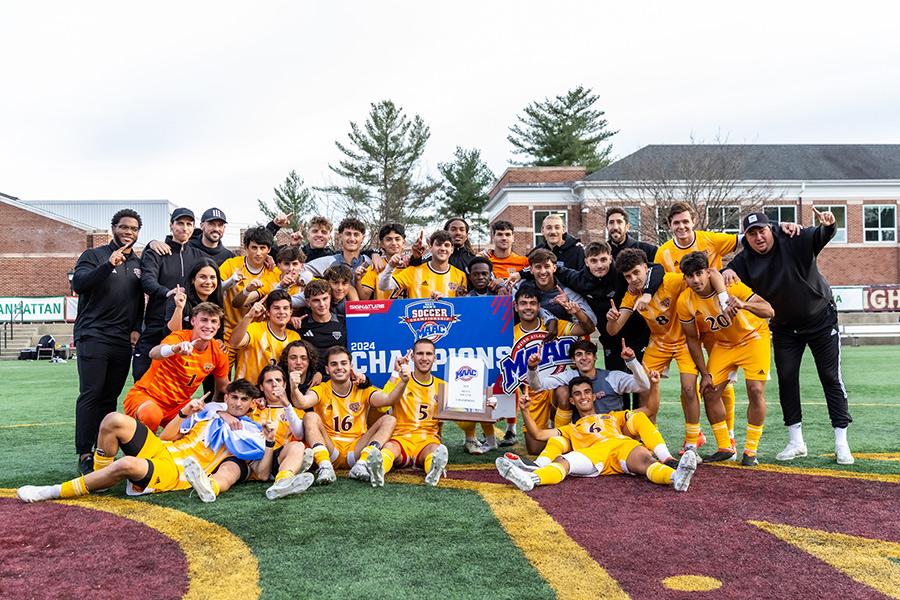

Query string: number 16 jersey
310 380 378 440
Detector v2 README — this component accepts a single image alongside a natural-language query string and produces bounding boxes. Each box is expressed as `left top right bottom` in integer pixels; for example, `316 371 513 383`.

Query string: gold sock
744 424 764 456
539 436 569 464
93 451 114 471
646 462 674 485
535 462 567 486
312 445 330 465
359 446 372 463
627 412 664 449
723 384 736 433
59 475 89 498
275 470 294 481
423 453 434 473
553 409 573 428
381 448 395 474
711 421 731 450
210 478 221 497
684 422 701 447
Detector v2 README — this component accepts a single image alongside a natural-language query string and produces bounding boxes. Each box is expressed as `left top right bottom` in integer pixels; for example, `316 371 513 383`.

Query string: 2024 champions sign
346 295 579 392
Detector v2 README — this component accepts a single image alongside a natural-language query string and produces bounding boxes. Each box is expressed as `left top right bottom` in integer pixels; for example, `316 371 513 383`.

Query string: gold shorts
642 344 698 377
390 433 442 467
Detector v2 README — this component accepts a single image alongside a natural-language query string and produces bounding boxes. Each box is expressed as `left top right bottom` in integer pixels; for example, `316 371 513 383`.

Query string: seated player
678 251 774 466
17 380 276 502
296 346 404 486
373 339 450 486
230 289 300 386
278 340 322 406
123 302 230 432
378 230 467 298
496 375 697 492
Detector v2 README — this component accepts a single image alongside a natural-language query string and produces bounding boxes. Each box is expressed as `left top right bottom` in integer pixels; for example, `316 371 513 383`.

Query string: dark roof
586 144 900 181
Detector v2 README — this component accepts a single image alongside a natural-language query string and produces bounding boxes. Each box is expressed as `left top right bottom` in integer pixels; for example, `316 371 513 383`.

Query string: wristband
178 410 188 419
160 344 174 358
717 291 730 310
265 440 276 448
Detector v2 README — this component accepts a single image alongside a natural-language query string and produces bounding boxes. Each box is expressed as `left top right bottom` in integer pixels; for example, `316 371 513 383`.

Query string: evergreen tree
507 86 617 171
257 170 316 231
435 147 495 233
319 100 440 235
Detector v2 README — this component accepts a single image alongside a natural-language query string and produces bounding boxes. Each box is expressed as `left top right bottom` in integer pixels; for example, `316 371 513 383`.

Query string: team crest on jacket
133 268 142 278
400 300 460 343
332 331 343 340
203 363 214 372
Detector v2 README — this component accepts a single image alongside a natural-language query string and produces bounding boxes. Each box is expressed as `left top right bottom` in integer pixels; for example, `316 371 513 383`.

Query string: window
655 206 670 244
863 205 896 242
533 210 567 247
706 206 741 234
764 205 796 225
813 205 847 243
622 206 641 241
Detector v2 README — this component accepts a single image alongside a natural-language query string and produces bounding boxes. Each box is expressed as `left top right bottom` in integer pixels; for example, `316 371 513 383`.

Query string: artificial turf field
1 346 898 599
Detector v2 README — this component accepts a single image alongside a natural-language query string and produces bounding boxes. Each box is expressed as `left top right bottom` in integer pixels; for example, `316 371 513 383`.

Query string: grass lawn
0 345 897 598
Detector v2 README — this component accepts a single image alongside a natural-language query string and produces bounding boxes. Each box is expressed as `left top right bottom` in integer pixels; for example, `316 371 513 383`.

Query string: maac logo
455 365 478 381
400 300 460 343
498 331 577 394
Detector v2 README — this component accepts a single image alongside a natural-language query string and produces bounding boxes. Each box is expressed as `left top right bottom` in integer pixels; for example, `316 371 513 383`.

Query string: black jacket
188 229 235 265
610 234 658 262
537 233 585 271
72 241 144 345
724 224 836 332
140 239 204 333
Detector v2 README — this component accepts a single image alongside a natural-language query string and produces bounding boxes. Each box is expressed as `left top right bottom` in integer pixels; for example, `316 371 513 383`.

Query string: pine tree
507 86 617 171
435 147 495 234
319 100 440 235
257 170 316 231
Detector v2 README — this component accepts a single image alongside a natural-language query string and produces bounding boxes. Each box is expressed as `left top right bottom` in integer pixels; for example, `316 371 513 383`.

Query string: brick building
485 145 900 286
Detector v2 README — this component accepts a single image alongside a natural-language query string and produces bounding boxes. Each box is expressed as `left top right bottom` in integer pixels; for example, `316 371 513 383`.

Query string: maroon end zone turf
452 467 900 599
0 498 188 600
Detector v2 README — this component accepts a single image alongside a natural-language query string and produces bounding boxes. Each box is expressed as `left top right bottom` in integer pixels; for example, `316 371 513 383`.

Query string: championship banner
346 296 515 389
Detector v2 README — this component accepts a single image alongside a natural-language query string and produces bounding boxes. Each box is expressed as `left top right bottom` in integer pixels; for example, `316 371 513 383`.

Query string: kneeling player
17 380 276 502
496 375 697 492
375 339 449 486
297 346 405 487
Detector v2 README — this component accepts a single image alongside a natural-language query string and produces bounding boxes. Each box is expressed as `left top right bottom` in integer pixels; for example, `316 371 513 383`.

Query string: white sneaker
424 444 449 487
502 452 540 472
265 472 314 500
481 438 498 452
299 447 314 474
16 485 56 503
495 456 535 492
835 445 855 465
348 460 370 482
672 450 698 492
183 456 216 503
366 447 385 488
315 461 336 485
463 439 486 455
775 442 808 461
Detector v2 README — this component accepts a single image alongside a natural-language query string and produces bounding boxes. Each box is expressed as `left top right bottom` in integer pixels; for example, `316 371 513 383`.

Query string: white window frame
863 204 896 243
764 205 797 225
622 206 642 241
706 205 741 234
813 205 847 243
533 210 568 247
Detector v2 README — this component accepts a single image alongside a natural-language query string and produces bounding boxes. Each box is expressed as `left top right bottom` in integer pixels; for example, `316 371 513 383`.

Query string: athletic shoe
740 453 759 467
299 447 314 474
315 462 336 486
78 454 93 476
502 452 540 472
495 456 535 492
680 442 697 456
480 438 498 452
663 457 680 469
672 450 698 492
265 472 314 500
183 456 216 503
703 448 736 462
348 460 370 482
16 485 55 503
424 444 449 487
499 430 518 447
463 440 486 455
835 445 855 465
775 442 808 461
730 437 738 462
697 430 707 449
367 447 385 488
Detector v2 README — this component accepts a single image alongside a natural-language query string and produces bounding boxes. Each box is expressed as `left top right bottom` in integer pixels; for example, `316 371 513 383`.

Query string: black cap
201 207 227 223
170 208 195 223
742 212 770 233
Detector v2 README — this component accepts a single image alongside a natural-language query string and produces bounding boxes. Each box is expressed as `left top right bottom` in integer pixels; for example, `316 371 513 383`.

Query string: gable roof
586 144 900 182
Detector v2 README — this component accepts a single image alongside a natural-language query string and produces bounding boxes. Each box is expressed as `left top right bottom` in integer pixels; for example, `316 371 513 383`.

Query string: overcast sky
2 1 899 242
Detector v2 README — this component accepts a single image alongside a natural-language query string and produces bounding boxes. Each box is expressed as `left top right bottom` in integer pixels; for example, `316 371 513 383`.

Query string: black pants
132 328 164 381
772 306 852 428
75 338 133 455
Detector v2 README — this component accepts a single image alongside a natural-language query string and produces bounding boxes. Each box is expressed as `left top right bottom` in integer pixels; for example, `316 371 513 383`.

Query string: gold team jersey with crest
234 322 300 386
310 380 378 440
676 281 769 349
392 263 467 299
248 405 305 449
559 411 630 450
360 265 405 299
383 374 444 439
620 272 687 352
219 256 280 343
657 230 738 273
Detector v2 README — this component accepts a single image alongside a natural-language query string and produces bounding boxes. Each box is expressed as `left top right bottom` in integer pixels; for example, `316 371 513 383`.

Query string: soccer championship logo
400 300 460 343
498 331 577 394
455 364 478 381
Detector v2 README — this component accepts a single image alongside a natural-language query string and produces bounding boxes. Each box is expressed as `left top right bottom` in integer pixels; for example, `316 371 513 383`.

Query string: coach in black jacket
723 210 853 465
72 209 145 475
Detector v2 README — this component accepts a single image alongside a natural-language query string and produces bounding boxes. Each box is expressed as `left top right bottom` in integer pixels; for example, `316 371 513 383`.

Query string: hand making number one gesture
812 206 836 227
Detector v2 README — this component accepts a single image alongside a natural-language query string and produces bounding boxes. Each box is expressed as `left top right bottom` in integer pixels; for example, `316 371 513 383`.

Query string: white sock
788 423 804 445
654 444 673 462
728 429 735 439
484 435 497 446
536 456 552 467
834 427 849 447
49 484 62 499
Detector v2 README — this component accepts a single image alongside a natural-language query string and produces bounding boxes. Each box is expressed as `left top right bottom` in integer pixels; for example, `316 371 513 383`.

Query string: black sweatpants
771 305 852 428
75 338 133 455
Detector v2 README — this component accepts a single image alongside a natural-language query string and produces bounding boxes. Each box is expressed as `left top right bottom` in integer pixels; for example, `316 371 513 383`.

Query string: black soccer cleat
741 453 759 467
663 457 680 469
703 448 736 463
78 454 94 476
